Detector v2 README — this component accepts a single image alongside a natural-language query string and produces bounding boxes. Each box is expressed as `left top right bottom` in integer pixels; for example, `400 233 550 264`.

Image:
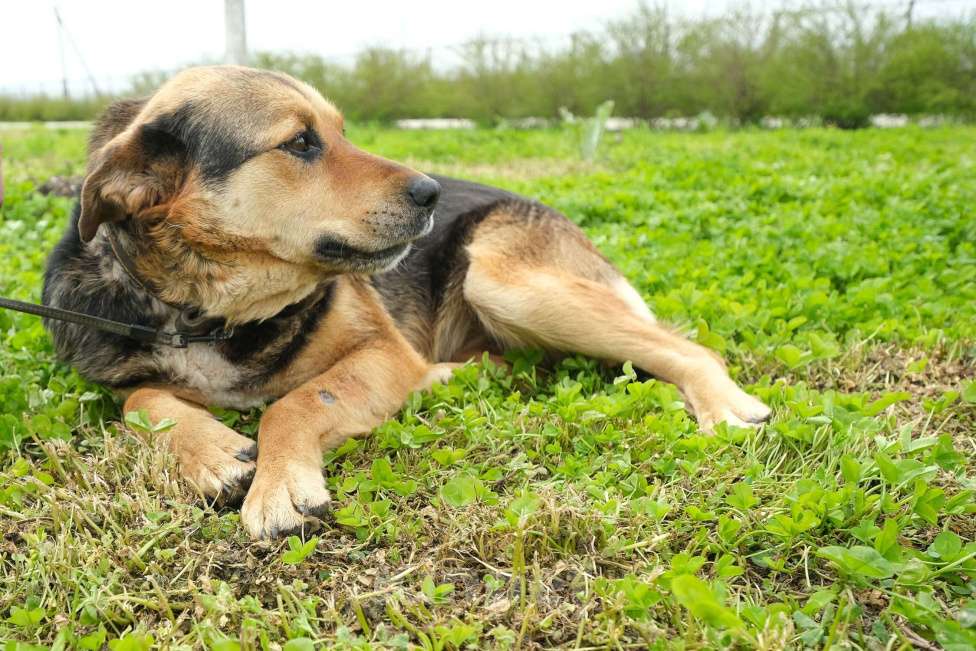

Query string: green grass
0 125 974 650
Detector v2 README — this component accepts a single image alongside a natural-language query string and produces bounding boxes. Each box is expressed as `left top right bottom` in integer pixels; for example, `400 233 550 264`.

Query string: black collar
0 229 333 349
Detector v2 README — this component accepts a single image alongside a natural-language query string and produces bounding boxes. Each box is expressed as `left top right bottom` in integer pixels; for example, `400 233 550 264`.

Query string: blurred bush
2 2 974 126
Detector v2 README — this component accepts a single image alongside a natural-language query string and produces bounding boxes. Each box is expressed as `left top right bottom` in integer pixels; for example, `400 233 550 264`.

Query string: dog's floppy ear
78 115 188 243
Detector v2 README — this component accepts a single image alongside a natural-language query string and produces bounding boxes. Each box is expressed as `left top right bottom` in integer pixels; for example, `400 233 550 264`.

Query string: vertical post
54 7 70 100
225 0 248 66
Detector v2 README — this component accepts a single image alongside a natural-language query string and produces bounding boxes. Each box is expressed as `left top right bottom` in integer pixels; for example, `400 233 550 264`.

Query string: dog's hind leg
124 387 257 505
462 207 771 430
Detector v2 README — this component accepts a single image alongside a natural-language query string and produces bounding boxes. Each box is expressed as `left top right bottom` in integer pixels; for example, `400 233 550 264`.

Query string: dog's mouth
313 213 434 272
314 239 411 268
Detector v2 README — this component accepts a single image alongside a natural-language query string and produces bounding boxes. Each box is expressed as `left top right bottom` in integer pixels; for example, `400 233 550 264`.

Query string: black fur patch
142 69 305 182
145 102 259 182
42 205 164 388
220 282 336 389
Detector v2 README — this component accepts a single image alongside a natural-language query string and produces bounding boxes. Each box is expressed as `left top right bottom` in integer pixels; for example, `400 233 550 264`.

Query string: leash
0 165 230 347
0 228 231 348
0 296 232 348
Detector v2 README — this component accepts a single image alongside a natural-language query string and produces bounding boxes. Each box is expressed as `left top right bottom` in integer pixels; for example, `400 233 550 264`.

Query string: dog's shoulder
372 175 522 291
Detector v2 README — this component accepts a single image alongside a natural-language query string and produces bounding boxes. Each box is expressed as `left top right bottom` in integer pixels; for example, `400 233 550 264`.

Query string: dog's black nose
407 176 441 209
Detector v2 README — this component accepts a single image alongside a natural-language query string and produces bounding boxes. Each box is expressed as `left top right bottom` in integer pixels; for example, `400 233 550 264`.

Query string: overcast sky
1 0 973 95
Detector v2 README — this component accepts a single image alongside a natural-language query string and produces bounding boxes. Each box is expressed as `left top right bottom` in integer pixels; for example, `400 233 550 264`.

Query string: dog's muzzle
313 210 434 271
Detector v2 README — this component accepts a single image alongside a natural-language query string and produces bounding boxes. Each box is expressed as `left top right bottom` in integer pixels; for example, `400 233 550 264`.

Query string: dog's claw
234 442 258 462
214 466 255 508
746 404 772 424
177 431 258 506
298 498 331 519
241 462 331 540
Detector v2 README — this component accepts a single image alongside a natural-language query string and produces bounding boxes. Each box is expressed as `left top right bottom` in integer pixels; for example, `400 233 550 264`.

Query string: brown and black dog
42 66 771 539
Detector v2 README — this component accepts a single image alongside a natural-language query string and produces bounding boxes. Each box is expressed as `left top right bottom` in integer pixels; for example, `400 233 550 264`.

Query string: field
0 124 974 650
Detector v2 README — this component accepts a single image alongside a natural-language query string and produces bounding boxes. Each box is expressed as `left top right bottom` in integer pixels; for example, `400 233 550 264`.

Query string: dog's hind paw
240 461 331 540
688 376 772 432
414 362 463 392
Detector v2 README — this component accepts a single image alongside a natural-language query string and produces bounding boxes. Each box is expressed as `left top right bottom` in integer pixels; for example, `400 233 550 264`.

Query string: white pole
225 0 248 66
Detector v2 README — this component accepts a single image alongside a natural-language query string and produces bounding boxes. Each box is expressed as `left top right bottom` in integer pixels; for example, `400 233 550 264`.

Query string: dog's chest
148 284 335 409
153 345 267 409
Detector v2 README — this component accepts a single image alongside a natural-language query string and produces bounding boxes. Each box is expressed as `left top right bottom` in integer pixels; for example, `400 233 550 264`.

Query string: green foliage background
3 3 976 125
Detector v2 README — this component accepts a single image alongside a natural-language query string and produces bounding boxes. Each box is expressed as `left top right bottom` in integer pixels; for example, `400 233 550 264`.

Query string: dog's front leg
124 387 257 504
241 340 448 540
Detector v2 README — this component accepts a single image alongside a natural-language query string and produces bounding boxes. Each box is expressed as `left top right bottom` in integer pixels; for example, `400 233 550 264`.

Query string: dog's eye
279 131 321 159
283 133 310 153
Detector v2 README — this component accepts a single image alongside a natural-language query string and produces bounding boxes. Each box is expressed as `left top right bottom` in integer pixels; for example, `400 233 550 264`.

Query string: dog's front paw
687 375 771 432
240 461 331 540
178 429 256 507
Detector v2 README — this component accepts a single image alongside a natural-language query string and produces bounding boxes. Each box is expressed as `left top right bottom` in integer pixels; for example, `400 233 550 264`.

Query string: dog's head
80 66 439 320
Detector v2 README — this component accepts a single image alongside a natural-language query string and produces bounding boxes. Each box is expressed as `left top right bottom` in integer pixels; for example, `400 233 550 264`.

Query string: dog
42 66 771 540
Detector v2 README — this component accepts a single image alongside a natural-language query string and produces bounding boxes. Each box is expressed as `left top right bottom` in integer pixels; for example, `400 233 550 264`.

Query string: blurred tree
3 2 974 126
